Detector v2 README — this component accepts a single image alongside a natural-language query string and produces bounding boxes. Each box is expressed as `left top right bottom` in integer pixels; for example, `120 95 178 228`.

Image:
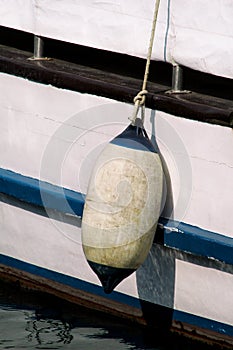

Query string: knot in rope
133 89 148 106
129 90 148 125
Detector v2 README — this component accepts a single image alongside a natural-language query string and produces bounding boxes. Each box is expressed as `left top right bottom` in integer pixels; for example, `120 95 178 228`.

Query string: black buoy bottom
88 260 135 294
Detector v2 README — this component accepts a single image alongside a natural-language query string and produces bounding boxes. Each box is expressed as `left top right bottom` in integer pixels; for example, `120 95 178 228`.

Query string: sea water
0 282 220 350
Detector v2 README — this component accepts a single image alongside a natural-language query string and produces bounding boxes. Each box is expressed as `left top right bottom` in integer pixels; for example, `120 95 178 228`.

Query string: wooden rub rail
0 44 233 128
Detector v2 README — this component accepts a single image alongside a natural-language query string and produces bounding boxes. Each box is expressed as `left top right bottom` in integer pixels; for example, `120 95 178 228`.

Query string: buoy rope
129 0 161 125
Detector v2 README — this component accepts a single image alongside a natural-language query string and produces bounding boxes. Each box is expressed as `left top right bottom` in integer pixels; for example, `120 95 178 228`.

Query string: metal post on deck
34 35 44 59
172 64 183 92
166 63 190 94
28 35 50 60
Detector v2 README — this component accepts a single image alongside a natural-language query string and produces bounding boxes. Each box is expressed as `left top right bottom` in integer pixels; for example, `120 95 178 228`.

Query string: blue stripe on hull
173 310 233 337
0 168 84 216
0 254 233 338
160 218 233 265
0 168 233 265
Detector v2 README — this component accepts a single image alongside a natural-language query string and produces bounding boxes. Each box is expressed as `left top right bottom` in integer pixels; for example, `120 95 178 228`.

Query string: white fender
81 124 163 293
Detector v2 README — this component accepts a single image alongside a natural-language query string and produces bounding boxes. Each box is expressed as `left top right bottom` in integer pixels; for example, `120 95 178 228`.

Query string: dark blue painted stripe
0 254 140 309
160 218 233 265
0 168 85 216
1 168 233 265
173 309 233 337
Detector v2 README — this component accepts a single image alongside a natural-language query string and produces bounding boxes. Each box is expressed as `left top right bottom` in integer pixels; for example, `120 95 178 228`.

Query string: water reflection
26 316 73 347
0 303 144 350
0 282 220 350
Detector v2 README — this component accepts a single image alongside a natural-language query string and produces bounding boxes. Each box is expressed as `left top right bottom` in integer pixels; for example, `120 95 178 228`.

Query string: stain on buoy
81 124 163 293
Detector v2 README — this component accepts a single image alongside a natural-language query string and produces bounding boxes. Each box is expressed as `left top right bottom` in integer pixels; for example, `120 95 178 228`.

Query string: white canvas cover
1 0 233 79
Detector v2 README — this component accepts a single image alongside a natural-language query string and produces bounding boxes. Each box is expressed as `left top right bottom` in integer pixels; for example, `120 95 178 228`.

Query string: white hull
1 73 233 237
0 72 233 345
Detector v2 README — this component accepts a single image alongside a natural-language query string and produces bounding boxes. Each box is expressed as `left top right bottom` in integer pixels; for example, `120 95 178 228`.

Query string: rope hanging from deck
129 0 161 125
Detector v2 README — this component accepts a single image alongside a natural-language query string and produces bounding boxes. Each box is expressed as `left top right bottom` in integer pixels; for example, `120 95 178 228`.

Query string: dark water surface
0 282 221 350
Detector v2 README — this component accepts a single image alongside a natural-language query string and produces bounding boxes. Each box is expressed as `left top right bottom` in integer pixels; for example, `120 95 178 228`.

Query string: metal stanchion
28 35 50 60
34 36 44 59
166 63 190 94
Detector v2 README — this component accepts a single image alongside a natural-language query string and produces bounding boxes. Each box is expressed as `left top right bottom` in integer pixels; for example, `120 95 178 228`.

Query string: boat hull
1 195 233 346
0 72 233 346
